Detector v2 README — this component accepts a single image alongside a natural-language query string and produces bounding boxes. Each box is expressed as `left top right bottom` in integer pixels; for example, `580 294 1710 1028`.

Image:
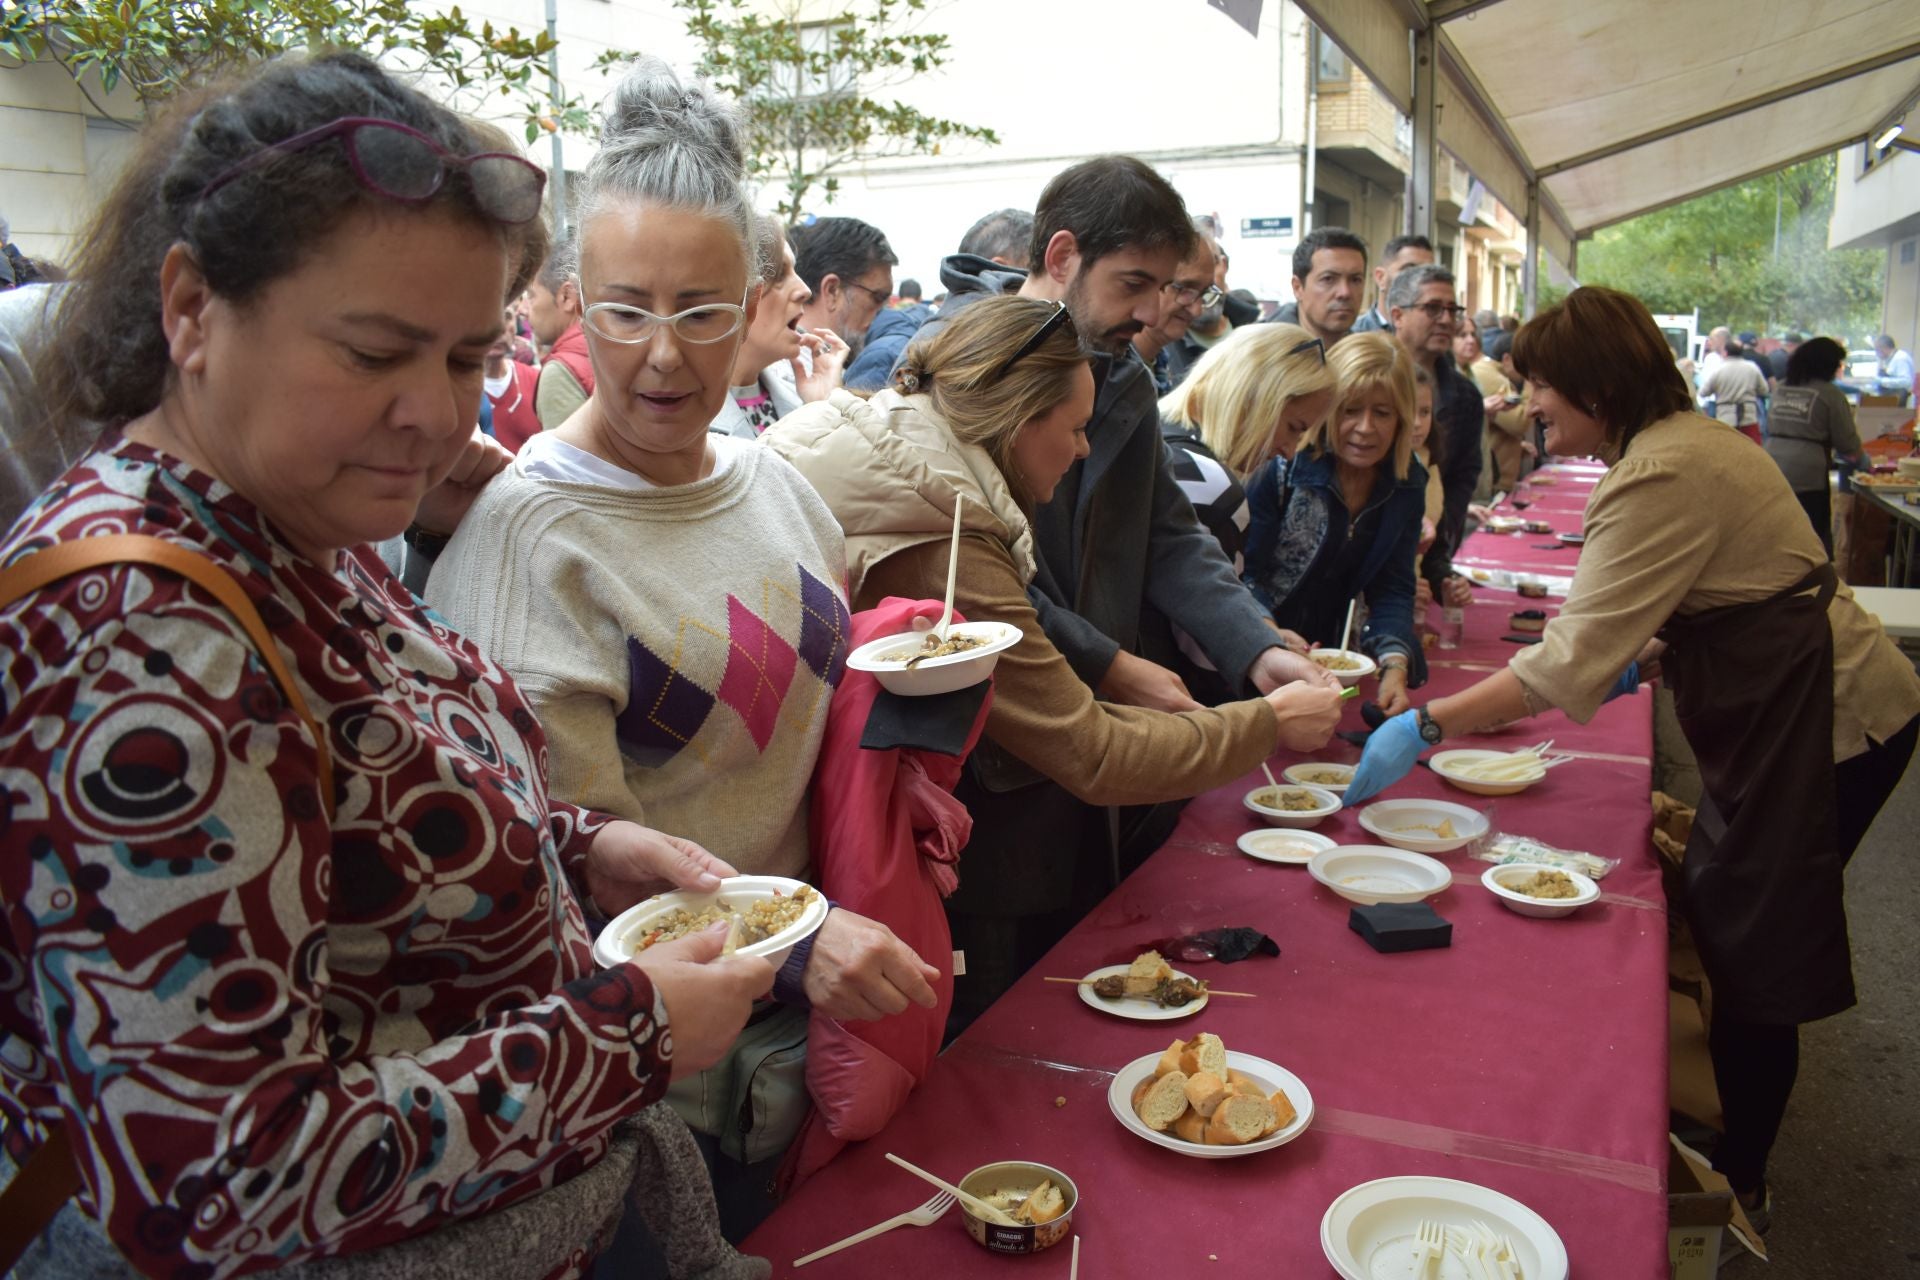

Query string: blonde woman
1153 322 1335 691
767 294 1344 1022
1243 331 1428 715
1158 322 1335 572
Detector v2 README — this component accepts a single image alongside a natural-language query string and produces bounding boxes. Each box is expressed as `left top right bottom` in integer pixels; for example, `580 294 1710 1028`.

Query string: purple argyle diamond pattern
615 634 715 768
795 564 849 687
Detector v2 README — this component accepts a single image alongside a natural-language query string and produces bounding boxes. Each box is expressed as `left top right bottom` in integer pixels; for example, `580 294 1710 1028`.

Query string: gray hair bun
576 57 758 280
596 55 746 177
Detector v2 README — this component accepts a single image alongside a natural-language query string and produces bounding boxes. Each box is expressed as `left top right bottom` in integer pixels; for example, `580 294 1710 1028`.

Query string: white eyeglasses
581 288 749 345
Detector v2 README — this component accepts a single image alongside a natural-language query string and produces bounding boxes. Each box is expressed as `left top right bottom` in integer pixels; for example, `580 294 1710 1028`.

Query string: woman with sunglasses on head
0 54 778 1280
1242 332 1430 717
767 296 1345 1023
426 59 938 1235
1149 323 1338 696
1346 288 1920 1232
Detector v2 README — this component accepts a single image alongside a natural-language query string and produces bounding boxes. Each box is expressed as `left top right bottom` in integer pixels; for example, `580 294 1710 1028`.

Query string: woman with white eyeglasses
425 59 938 1235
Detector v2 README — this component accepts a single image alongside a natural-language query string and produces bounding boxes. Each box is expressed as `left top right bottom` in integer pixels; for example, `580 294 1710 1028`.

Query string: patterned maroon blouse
0 438 668 1274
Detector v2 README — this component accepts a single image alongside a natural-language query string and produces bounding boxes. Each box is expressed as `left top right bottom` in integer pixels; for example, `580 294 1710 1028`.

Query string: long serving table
746 461 1669 1277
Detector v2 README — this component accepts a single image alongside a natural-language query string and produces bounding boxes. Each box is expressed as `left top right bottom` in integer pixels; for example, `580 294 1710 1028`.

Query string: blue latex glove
1344 710 1427 805
1603 660 1640 704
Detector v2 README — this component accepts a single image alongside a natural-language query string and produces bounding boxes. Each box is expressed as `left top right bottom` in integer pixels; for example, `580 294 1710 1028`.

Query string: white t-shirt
519 431 746 491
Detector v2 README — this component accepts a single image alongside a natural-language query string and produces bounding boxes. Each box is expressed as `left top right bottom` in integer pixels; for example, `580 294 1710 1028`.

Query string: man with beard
1134 223 1224 393
1267 226 1368 348
910 156 1336 1030
789 216 898 352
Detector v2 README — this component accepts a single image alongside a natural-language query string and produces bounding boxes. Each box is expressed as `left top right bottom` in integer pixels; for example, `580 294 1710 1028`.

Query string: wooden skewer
1042 976 1257 997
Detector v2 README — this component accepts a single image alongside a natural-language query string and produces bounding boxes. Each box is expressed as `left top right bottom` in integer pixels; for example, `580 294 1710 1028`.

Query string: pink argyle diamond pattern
715 594 798 751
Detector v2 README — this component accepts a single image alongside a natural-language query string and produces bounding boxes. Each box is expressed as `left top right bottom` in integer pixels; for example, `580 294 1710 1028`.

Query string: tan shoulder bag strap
0 532 336 1269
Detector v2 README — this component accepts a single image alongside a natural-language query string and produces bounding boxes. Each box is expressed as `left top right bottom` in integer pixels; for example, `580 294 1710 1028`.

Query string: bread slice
1205 1092 1276 1145
1178 1032 1227 1079
1171 1109 1209 1144
1227 1071 1267 1098
1183 1070 1230 1119
1124 949 1172 996
1130 1077 1153 1111
1266 1088 1298 1135
1016 1178 1066 1225
1155 1038 1188 1078
1136 1069 1190 1131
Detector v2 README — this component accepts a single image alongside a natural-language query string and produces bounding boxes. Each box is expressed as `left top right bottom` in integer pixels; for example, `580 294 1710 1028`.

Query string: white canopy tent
1287 0 1920 311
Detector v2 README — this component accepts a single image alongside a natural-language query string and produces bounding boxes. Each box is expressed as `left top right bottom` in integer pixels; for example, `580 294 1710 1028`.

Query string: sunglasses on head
995 301 1076 379
1288 336 1326 363
197 116 547 225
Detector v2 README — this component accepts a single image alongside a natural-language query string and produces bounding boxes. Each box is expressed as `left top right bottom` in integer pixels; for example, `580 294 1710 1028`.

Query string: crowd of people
0 48 1916 1280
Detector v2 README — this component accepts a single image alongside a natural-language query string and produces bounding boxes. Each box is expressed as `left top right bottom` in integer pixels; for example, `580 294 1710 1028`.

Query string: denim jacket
1242 447 1427 681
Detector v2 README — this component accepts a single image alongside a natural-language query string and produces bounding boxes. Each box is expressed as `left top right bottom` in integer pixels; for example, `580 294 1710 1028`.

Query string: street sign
1240 216 1294 238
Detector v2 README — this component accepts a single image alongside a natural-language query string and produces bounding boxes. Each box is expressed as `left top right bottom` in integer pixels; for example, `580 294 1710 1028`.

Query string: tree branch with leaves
650 0 997 222
0 0 593 141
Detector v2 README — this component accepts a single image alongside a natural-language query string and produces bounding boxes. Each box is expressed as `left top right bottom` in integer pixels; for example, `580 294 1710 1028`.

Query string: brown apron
1659 561 1854 1026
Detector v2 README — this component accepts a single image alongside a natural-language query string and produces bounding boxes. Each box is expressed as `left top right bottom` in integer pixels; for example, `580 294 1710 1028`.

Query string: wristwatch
1415 706 1444 745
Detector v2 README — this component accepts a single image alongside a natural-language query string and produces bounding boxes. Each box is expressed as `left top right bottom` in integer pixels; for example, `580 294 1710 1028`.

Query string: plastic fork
792 1190 956 1267
1414 1219 1446 1278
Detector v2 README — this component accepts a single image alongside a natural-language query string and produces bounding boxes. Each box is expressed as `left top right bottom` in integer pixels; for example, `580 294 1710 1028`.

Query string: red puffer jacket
781 597 991 1191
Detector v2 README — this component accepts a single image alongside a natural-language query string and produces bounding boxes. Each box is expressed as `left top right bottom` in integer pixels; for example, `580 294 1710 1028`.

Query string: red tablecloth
746 463 1668 1277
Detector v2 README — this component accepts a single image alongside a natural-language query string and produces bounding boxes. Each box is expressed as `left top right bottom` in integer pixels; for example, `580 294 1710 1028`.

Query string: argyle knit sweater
426 445 850 878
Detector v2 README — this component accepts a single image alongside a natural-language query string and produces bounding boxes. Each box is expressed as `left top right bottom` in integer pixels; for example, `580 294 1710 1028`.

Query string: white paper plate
1320 1175 1568 1280
1357 798 1490 853
1430 749 1545 798
1481 863 1600 919
1309 648 1376 686
1075 963 1209 1021
1283 761 1355 793
1237 829 1337 865
1108 1050 1314 1159
1307 846 1451 906
1244 784 1340 828
592 875 829 970
843 620 1021 696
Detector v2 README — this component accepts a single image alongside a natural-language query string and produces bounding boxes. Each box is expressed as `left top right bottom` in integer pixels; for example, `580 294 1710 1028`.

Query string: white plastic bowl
1236 828 1336 865
1282 761 1355 794
1481 862 1600 919
1107 1050 1314 1159
1357 798 1490 853
844 620 1021 697
1309 648 1376 687
1307 845 1452 905
1320 1175 1568 1280
1244 784 1340 829
593 874 830 970
1430 749 1545 798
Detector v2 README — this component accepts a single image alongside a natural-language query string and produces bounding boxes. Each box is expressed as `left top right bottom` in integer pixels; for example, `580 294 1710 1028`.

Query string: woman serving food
1346 286 1920 1230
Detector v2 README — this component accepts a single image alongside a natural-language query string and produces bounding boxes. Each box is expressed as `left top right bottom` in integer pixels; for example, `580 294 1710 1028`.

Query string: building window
1315 29 1349 87
768 21 855 103
1901 238 1916 265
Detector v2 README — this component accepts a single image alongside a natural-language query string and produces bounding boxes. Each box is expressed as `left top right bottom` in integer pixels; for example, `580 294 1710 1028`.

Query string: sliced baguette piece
1265 1088 1298 1135
1205 1092 1276 1145
1136 1069 1190 1131
1124 948 1173 996
1155 1037 1189 1078
1228 1073 1268 1098
1178 1031 1227 1078
1171 1108 1209 1144
1182 1070 1231 1119
1022 1180 1066 1225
